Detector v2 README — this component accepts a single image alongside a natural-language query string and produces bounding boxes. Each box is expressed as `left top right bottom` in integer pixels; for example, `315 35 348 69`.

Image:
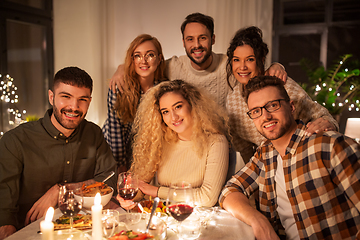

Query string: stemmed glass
117 172 139 212
166 182 195 235
58 185 83 231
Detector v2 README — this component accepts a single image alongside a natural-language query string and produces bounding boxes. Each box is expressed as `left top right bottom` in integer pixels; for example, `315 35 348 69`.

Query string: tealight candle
92 193 103 240
40 207 54 240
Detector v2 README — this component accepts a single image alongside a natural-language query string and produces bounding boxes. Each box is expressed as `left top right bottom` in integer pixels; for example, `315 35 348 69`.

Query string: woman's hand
265 63 287 83
305 118 336 137
138 180 159 198
116 194 137 210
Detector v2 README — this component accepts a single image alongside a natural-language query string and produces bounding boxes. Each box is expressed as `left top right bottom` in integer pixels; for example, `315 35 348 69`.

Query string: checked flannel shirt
102 89 132 167
219 120 360 239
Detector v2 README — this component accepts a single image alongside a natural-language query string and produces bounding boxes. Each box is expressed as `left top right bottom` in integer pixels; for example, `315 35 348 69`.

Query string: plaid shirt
219 120 360 239
102 89 132 167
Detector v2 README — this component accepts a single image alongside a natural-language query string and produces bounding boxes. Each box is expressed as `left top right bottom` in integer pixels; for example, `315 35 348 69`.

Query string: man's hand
305 118 336 137
223 192 280 240
24 184 59 225
109 64 125 93
265 63 287 83
0 225 16 240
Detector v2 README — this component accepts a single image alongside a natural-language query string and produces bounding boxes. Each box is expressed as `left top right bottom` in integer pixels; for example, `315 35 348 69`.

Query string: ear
48 89 54 106
158 54 162 66
212 34 215 45
183 38 185 48
289 100 295 113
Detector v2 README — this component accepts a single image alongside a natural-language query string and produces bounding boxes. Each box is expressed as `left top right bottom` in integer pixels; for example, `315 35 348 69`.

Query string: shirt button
54 136 57 139
60 133 63 136
65 139 69 143
67 161 70 165
64 180 67 183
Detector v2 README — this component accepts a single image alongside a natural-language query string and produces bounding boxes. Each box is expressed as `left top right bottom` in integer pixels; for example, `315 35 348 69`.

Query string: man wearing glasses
219 76 360 240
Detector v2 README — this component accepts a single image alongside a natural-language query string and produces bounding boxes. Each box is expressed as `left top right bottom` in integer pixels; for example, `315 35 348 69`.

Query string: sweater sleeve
157 135 229 207
286 77 339 130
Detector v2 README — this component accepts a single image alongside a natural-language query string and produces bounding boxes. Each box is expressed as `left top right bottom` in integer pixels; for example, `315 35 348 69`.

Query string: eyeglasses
247 99 288 119
132 52 157 63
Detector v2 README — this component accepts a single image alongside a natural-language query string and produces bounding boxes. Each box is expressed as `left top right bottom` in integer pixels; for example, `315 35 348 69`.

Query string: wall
53 0 273 125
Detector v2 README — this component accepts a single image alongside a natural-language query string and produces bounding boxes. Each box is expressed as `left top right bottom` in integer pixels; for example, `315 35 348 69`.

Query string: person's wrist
271 62 285 70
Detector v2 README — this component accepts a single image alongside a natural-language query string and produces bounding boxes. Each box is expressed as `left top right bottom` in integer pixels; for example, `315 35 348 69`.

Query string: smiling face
182 22 215 70
232 45 261 85
49 82 91 137
159 92 193 141
133 40 161 81
247 86 296 141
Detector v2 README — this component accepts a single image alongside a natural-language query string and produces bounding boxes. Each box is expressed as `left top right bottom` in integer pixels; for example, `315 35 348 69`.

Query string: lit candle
92 193 103 240
40 207 54 240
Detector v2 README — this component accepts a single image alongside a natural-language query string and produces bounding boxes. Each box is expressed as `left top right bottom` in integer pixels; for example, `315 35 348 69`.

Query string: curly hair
226 26 269 90
115 34 166 124
130 80 230 182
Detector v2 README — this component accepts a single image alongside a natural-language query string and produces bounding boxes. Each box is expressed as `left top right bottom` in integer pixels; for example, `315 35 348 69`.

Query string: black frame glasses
247 99 288 119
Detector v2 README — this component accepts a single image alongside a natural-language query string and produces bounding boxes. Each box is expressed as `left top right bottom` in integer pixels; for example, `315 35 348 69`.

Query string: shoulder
209 134 229 146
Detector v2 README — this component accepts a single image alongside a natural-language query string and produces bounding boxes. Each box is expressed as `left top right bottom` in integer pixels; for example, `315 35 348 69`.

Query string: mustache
191 47 205 53
61 109 82 116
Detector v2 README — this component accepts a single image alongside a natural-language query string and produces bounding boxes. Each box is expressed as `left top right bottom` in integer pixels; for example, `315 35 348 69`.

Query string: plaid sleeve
329 134 360 213
102 89 131 166
219 152 262 207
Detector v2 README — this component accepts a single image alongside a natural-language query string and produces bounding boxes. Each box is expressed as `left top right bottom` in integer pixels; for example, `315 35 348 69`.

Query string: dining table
4 206 254 240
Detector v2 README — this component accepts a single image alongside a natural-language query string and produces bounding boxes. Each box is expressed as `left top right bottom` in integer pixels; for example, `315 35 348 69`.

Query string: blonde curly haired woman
117 80 230 207
102 34 166 173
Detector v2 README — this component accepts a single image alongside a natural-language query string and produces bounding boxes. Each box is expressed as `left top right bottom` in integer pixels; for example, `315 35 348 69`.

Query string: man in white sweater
109 12 286 109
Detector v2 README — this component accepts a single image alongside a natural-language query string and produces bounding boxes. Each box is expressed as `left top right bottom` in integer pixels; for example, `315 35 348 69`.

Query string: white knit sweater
166 52 231 109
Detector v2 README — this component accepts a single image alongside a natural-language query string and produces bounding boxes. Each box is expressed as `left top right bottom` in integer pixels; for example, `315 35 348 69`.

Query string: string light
0 74 27 129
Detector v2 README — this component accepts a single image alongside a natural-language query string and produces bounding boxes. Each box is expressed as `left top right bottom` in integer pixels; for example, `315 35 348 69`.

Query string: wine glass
166 182 195 236
58 185 83 231
117 172 139 212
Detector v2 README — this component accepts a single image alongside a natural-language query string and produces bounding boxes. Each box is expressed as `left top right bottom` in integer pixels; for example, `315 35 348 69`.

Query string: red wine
118 188 138 200
168 204 193 221
59 202 81 217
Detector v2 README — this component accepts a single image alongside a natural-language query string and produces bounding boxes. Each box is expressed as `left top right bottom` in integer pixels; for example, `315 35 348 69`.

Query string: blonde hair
115 34 166 124
130 80 230 182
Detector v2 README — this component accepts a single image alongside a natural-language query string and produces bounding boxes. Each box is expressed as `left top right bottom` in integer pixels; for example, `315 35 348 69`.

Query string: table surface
5 207 254 240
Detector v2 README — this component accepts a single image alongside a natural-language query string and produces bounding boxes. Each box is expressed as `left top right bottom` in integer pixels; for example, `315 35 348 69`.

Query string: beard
53 104 85 130
258 117 293 141
186 45 212 67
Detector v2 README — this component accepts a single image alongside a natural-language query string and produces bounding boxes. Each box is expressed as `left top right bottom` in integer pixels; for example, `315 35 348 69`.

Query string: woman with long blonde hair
102 34 166 172
118 80 230 207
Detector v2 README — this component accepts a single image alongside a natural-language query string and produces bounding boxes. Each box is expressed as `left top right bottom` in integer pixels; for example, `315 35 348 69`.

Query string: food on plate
132 200 167 214
81 182 112 197
53 213 92 230
109 230 154 240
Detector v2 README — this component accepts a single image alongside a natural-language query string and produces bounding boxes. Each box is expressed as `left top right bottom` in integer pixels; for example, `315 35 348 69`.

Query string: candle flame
94 192 101 205
45 207 54 222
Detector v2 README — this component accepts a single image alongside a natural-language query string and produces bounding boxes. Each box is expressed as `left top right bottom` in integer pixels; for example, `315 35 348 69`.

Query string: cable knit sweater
227 77 339 163
156 134 229 207
166 52 230 109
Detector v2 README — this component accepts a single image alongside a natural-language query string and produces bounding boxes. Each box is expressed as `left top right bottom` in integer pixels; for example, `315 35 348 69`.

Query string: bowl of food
109 213 167 240
75 182 114 209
